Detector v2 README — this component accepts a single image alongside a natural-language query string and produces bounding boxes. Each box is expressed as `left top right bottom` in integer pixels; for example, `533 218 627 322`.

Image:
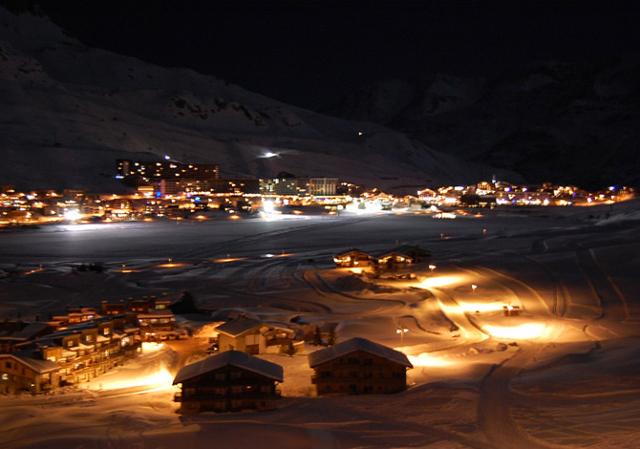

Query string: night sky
10 0 640 109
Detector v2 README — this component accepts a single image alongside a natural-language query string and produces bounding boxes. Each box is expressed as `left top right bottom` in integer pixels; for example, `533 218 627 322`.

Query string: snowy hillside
332 62 640 188
0 8 517 192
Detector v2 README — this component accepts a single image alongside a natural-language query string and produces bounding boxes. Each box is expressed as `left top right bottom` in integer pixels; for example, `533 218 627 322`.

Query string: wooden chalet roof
173 350 284 384
308 337 413 368
215 317 262 337
0 353 59 374
335 248 372 257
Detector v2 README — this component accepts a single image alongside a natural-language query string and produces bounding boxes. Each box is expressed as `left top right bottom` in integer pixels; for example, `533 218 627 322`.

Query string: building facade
216 318 300 355
333 249 373 267
308 337 413 395
173 350 283 413
0 354 59 394
116 159 219 185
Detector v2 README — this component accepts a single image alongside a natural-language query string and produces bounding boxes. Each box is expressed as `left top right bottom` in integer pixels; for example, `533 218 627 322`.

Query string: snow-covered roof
335 248 372 257
173 350 283 384
12 322 50 339
1 353 59 374
390 244 430 257
375 251 415 260
0 322 50 341
216 318 262 337
308 337 413 368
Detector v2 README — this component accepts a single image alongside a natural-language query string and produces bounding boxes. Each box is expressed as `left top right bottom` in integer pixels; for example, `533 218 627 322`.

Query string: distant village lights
262 199 275 214
63 209 81 222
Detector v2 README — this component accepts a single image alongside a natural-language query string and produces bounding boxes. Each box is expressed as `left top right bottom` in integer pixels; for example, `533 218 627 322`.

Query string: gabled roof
216 317 262 337
391 244 431 257
12 322 50 339
173 350 283 384
308 337 413 368
376 251 413 258
0 353 59 374
335 248 371 257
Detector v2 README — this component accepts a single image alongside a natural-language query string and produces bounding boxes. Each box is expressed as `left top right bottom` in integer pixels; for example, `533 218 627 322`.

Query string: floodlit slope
0 8 517 192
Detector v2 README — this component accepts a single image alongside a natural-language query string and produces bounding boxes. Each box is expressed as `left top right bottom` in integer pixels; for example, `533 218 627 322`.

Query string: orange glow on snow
156 260 189 269
457 301 511 313
141 342 165 353
96 367 174 391
419 274 466 288
406 352 456 368
212 257 246 263
483 323 547 340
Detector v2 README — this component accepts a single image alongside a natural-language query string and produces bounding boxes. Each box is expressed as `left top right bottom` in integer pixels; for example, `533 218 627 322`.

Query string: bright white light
262 200 275 213
406 352 454 367
141 342 165 353
63 209 81 221
262 151 279 158
164 155 171 160
419 275 466 288
96 367 174 391
457 301 509 313
483 323 547 340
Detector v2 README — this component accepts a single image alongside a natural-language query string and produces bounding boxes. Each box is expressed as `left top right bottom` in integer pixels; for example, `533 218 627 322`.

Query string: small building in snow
137 310 186 341
333 249 373 267
375 251 415 270
389 245 430 262
173 350 283 413
0 353 60 394
0 321 52 353
308 337 413 395
216 318 300 355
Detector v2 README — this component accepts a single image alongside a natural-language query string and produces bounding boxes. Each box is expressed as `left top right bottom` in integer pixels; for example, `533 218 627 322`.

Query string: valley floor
1 205 639 449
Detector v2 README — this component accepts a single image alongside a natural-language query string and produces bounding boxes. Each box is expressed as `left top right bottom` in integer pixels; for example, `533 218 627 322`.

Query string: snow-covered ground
1 203 640 448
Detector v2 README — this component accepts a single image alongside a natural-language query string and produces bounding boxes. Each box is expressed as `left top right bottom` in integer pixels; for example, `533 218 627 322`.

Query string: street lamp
396 328 409 344
471 284 478 293
428 264 436 272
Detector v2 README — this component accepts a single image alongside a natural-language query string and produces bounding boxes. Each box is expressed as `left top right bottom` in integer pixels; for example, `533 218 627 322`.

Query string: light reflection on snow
94 367 175 391
406 352 456 368
419 274 467 288
141 342 165 353
456 301 511 313
483 323 547 340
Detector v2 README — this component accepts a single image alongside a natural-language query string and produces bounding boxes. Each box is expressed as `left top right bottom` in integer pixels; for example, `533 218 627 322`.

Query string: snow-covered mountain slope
331 63 640 188
0 8 518 193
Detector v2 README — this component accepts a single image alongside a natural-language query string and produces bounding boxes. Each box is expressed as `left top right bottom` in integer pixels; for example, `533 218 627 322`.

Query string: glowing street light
471 284 478 293
396 328 410 344
428 264 437 272
63 209 81 222
262 200 275 214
